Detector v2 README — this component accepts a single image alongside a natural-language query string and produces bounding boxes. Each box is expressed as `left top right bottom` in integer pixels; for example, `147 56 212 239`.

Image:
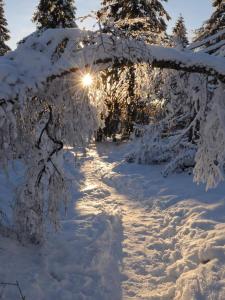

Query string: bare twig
0 281 25 300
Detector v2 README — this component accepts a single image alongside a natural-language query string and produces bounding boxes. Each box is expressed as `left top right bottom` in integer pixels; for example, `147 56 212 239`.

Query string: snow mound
0 212 123 300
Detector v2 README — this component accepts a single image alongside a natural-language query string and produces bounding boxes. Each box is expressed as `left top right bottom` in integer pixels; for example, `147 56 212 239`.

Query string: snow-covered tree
194 82 225 190
172 15 189 49
98 0 170 41
0 0 10 55
126 72 206 177
128 5 225 183
126 16 203 176
189 2 225 189
13 75 103 244
196 0 225 42
97 0 170 140
163 16 191 128
33 0 77 29
145 16 190 129
0 29 106 244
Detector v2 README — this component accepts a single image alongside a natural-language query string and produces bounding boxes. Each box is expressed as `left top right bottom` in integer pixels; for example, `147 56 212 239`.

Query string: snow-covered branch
32 30 225 86
1 28 225 103
187 28 225 51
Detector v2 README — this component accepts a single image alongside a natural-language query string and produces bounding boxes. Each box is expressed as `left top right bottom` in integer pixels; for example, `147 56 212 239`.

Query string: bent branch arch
1 28 225 102
48 41 225 84
44 30 225 85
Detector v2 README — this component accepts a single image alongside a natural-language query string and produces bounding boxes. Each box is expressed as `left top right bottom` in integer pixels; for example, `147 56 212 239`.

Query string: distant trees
0 0 10 55
33 0 77 29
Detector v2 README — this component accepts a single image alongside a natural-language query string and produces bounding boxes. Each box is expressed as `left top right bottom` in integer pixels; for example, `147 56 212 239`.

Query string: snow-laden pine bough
187 28 225 53
1 28 225 244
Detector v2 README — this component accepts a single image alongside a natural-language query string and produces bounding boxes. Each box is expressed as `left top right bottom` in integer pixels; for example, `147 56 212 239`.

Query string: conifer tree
172 15 189 49
162 17 191 135
193 0 225 105
97 0 170 140
0 0 10 55
33 0 77 30
98 0 170 42
195 0 225 41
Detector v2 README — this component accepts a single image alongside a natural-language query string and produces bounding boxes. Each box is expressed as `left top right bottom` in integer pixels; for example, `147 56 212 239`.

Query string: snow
1 142 225 299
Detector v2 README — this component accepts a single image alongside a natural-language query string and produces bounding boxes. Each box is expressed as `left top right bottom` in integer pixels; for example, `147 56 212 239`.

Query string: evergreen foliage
195 0 225 41
172 15 189 48
164 16 191 135
98 0 170 41
0 0 10 55
33 0 77 29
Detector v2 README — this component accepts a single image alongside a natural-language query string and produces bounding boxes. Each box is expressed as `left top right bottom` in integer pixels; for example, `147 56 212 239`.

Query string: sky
5 0 213 49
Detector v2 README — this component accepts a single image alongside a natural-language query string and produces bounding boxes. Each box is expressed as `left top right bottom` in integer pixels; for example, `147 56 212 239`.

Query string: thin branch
0 281 25 300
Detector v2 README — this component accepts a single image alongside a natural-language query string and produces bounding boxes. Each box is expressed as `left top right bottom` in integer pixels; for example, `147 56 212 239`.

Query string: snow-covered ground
0 142 225 299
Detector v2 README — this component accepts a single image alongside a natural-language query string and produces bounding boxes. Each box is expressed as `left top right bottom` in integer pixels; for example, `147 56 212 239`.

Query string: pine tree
165 17 199 146
195 0 225 41
33 0 77 29
159 16 190 139
172 15 188 49
193 0 225 111
0 0 10 55
98 0 170 42
97 0 170 140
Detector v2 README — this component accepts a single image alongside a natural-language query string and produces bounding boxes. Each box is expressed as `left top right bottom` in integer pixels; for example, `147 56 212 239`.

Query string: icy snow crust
1 143 225 299
1 28 225 101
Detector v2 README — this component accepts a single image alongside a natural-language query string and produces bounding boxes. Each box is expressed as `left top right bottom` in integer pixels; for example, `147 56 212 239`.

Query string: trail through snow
78 146 177 299
76 143 225 300
1 142 225 299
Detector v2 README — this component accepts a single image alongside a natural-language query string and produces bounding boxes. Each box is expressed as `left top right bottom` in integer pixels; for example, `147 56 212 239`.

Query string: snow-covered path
77 146 175 299
78 147 167 299
1 142 225 299
76 143 225 300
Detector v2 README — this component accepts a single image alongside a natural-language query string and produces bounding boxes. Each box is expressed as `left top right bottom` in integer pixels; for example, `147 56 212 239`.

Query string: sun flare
82 73 93 87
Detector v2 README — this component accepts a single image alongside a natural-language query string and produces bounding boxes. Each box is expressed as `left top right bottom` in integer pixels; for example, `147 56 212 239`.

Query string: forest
0 0 225 299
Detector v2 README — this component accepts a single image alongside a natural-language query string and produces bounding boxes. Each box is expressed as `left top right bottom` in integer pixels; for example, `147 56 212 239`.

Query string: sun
82 73 93 87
